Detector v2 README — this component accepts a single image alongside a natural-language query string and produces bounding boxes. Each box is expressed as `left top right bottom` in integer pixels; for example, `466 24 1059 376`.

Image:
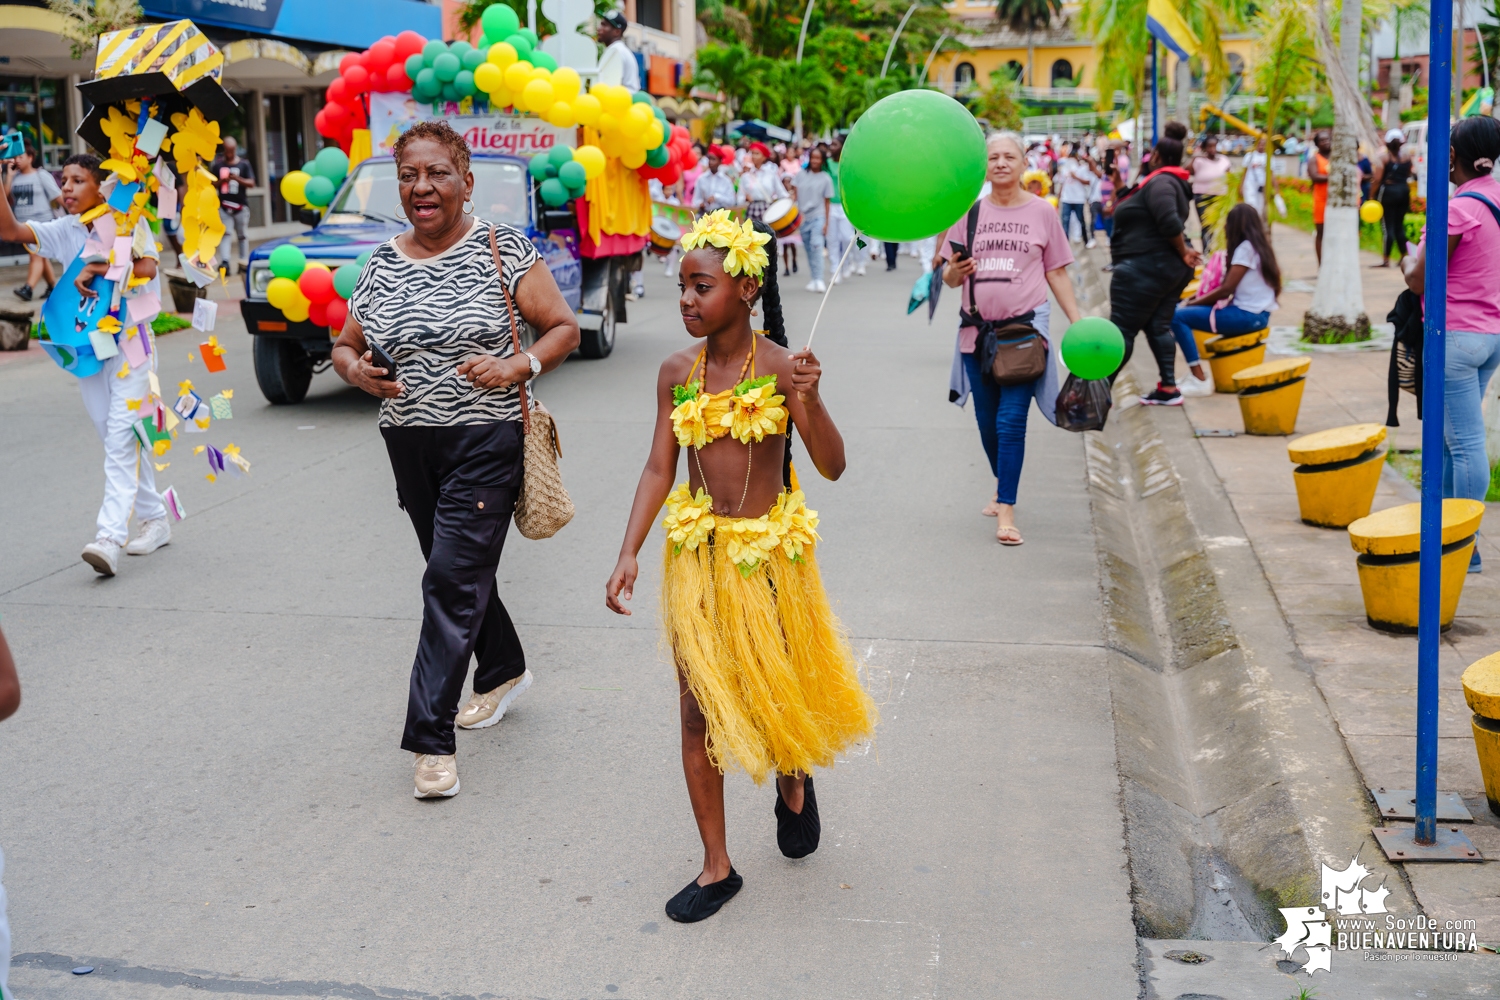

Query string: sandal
996 525 1024 546
982 499 1002 517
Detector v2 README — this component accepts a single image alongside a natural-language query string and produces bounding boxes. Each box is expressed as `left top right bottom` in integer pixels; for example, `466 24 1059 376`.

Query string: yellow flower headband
680 209 771 277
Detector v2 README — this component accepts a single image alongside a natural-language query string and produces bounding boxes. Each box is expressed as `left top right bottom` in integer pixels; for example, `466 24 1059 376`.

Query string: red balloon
394 30 426 60
325 297 349 331
327 77 349 106
322 101 350 129
344 65 370 94
671 124 690 143
308 300 329 328
660 163 682 186
386 64 412 92
349 102 368 128
339 52 362 76
682 147 699 170
299 267 336 305
314 108 332 137
365 40 396 76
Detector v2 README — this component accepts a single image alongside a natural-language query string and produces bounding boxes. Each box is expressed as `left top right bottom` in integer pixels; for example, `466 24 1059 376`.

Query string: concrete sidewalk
1177 228 1500 941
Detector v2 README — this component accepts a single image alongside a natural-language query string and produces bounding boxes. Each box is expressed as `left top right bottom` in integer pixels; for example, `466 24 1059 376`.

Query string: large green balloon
547 144 575 168
528 153 555 180
432 51 461 82
422 40 448 64
482 3 520 39
303 175 337 207
268 243 307 280
538 177 569 207
313 146 349 180
839 90 986 243
645 143 670 168
356 249 372 269
504 33 532 59
404 53 425 81
461 47 487 71
530 50 558 71
557 160 587 190
441 82 459 102
516 27 539 46
1060 317 1126 380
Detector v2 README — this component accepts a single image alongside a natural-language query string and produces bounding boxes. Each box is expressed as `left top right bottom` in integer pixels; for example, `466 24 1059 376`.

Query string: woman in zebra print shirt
332 120 580 800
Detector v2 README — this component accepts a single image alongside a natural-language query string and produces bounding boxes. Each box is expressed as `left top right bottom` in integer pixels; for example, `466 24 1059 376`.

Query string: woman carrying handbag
333 121 580 800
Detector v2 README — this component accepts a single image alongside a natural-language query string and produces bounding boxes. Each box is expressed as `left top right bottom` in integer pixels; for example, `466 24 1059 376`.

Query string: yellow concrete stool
1233 357 1311 435
1191 329 1216 366
1460 653 1500 816
1287 423 1388 527
1205 330 1269 393
1347 499 1485 633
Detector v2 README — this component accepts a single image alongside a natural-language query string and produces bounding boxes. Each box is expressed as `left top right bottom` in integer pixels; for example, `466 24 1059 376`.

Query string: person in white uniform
595 11 640 92
0 153 169 577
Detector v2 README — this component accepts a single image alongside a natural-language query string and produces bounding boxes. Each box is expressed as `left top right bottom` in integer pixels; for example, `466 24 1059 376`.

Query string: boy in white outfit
0 153 169 577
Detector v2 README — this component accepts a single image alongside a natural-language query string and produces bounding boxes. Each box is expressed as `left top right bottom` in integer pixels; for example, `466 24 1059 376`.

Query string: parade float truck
242 105 642 405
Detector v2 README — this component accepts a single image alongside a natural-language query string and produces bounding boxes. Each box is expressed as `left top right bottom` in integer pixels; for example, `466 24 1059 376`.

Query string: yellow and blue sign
1146 0 1200 61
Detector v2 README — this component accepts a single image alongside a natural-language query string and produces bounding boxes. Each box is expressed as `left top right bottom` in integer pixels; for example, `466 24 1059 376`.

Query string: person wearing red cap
740 142 786 224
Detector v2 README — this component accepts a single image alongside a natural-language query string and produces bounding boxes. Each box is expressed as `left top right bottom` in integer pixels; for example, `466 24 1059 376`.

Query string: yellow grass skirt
660 484 877 783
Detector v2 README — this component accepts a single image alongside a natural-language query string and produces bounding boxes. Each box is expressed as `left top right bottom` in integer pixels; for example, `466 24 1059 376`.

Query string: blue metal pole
1417 0 1453 847
1151 39 1159 146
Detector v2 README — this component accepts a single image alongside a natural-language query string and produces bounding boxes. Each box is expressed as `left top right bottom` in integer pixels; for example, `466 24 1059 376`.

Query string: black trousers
884 242 899 268
1109 253 1195 388
383 421 526 756
1381 192 1410 258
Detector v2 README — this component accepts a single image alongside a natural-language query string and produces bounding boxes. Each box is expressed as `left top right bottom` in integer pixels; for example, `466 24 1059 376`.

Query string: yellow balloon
643 123 664 150
1360 200 1385 223
547 100 577 128
531 66 551 84
621 144 647 169
599 132 624 159
596 111 620 135
551 66 581 101
573 144 607 179
600 85 631 117
572 93 602 126
620 105 649 138
474 62 504 95
523 78 555 113
488 86 513 109
266 276 297 310
503 60 534 94
279 170 310 206
284 300 310 323
487 41 518 69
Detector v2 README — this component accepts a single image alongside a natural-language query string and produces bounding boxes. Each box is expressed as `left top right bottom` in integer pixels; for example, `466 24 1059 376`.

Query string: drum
765 198 800 237
649 217 681 258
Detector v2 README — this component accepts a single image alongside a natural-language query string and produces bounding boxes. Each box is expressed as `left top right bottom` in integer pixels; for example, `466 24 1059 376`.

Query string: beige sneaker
413 753 459 798
456 669 532 730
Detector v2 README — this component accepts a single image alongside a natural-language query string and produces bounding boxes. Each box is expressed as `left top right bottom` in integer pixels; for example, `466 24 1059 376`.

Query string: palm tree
1251 0 1317 227
47 0 142 62
691 43 776 121
995 0 1065 88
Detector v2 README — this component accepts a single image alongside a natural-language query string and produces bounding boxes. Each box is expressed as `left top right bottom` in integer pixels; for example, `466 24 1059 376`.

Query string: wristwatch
523 350 541 379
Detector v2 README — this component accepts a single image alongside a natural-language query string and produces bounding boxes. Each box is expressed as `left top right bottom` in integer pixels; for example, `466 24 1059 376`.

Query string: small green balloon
356 249 372 269
645 143 670 168
481 2 519 39
530 50 557 71
547 144 575 168
414 67 439 98
404 53 424 81
333 263 360 300
432 52 461 82
504 33 532 59
839 90 986 243
449 40 472 56
631 91 655 105
304 175 337 208
461 47 486 71
441 82 460 102
517 27 538 46
1060 317 1126 380
301 160 317 176
268 243 307 279
529 153 553 180
539 177 569 207
557 160 587 189
454 70 477 97
422 40 448 64
313 146 349 180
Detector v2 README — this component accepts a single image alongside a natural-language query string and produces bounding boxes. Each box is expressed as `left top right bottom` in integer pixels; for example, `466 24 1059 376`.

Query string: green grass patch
152 313 191 334
1388 447 1500 500
1272 184 1406 256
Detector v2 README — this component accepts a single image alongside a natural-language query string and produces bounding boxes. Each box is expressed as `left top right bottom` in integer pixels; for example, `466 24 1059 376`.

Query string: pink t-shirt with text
941 195 1074 352
1429 175 1500 333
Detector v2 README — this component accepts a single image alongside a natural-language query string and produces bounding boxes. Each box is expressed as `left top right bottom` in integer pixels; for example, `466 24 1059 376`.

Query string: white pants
78 348 165 545
914 236 937 273
826 204 856 278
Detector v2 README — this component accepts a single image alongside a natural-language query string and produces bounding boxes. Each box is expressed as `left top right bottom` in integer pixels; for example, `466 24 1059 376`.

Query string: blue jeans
1169 304 1271 364
961 352 1032 505
1091 201 1111 237
1061 201 1086 241
1443 331 1500 502
802 206 826 284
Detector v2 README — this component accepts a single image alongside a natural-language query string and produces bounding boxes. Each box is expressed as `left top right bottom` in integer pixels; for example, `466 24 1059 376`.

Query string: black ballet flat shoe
775 774 821 859
665 868 743 923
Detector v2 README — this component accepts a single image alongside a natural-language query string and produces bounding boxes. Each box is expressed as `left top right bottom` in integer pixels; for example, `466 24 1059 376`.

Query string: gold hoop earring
463 200 475 215
395 205 407 220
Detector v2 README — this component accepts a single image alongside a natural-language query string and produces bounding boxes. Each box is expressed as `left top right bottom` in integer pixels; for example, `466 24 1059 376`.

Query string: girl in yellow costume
606 210 875 923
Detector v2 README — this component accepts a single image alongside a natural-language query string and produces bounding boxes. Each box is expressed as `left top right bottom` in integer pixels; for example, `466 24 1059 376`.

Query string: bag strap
965 201 980 316
489 222 531 436
1456 191 1500 233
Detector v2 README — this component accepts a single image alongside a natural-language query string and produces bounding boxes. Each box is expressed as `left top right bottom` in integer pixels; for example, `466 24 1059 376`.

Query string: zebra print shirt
348 219 541 427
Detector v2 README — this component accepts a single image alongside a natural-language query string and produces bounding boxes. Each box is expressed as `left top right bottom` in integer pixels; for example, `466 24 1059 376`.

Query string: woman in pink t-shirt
1403 116 1500 571
935 131 1082 546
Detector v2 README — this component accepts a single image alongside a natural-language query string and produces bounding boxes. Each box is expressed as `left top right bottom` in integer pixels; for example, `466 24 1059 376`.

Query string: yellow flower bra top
679 209 771 277
663 484 819 576
670 342 789 450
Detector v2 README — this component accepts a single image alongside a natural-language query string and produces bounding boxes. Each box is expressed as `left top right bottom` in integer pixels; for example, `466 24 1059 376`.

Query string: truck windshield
324 159 530 228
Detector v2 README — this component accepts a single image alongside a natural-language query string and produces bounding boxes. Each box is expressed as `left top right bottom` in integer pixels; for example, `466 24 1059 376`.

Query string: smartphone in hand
367 340 397 381
948 241 970 262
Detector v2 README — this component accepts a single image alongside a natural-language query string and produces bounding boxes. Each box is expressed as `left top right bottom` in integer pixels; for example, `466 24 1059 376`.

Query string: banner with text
369 93 574 159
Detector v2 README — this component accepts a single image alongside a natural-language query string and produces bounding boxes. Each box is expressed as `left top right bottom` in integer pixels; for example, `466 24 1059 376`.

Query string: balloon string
803 239 859 352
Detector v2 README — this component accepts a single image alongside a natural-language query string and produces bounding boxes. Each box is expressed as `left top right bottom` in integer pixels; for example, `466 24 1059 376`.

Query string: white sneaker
1180 371 1215 397
81 537 121 577
814 280 826 292
1086 239 1098 249
126 517 171 556
805 279 819 292
855 264 866 275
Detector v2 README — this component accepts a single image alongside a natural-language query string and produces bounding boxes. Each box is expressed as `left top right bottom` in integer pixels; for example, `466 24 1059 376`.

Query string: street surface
0 255 1138 998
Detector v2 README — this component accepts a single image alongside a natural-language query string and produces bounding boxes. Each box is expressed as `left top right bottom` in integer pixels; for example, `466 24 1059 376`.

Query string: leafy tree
47 0 142 62
458 0 618 40
994 0 1066 87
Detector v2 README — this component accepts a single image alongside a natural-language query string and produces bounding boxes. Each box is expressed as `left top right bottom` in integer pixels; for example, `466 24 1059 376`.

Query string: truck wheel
254 336 313 404
578 292 615 359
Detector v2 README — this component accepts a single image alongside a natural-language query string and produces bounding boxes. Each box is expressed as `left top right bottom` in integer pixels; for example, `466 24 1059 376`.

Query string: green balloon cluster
268 243 307 280
301 146 350 208
477 5 554 73
839 90 987 243
1060 317 1126 380
531 144 586 206
408 37 497 102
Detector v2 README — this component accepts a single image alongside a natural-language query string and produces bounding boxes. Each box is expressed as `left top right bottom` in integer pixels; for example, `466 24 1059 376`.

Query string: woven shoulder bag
489 225 575 539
